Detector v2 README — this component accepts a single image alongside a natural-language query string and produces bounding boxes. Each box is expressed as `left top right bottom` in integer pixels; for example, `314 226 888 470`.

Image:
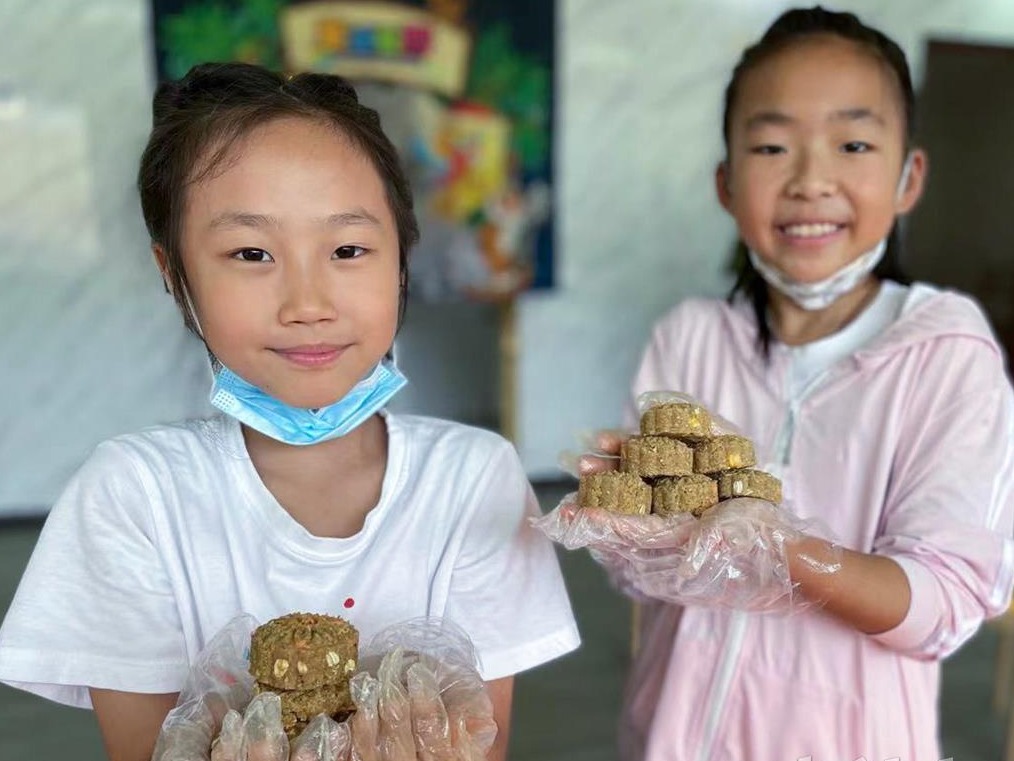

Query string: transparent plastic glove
377 649 417 761
289 714 351 761
154 615 495 761
435 660 495 759
559 429 627 477
153 615 258 761
534 491 841 612
406 661 453 760
210 711 243 761
153 614 328 761
349 673 382 761
353 618 496 761
240 692 289 761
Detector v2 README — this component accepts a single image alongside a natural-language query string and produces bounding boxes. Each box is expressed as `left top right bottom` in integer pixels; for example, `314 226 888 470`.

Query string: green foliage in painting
465 23 550 174
160 0 285 78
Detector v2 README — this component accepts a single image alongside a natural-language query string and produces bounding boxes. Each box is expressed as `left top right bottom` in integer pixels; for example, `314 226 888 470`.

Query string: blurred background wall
4 0 1014 516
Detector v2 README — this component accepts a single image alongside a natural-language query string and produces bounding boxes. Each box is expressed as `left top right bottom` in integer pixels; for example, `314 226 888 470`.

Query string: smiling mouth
778 222 846 238
272 344 348 367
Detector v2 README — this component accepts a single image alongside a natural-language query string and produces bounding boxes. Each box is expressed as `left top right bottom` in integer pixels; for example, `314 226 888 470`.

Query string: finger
407 662 453 760
578 429 628 455
578 453 620 475
376 651 415 761
558 450 620 477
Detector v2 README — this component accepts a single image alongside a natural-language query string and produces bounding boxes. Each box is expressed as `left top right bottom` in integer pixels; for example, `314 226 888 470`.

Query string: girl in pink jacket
608 7 1014 761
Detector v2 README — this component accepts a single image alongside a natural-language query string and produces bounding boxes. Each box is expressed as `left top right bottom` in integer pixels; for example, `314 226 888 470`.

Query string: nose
277 260 337 325
785 150 836 200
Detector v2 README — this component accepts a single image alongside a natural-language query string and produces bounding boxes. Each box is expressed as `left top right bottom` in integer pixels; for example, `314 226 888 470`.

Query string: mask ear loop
168 279 219 376
387 268 409 363
895 152 913 202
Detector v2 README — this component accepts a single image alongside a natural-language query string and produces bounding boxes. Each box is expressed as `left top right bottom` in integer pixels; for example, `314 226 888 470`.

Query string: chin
285 390 351 410
774 260 842 284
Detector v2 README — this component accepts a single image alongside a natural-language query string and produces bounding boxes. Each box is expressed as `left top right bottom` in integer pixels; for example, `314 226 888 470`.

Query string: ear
151 244 172 293
715 161 733 212
895 148 927 215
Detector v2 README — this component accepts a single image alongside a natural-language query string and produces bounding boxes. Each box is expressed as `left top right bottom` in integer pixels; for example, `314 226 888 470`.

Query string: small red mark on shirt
343 597 355 609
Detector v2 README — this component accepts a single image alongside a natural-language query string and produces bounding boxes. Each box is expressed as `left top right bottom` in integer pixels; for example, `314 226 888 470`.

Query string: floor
0 482 1008 760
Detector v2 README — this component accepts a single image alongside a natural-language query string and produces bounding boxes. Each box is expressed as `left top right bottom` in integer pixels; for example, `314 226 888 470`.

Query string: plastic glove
353 618 496 761
406 661 453 761
349 672 382 761
154 616 496 761
376 649 417 761
240 692 289 761
153 616 258 761
210 711 243 761
289 715 351 761
534 490 841 612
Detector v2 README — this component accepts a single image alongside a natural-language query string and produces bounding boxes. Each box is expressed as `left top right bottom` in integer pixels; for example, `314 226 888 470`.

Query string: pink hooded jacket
618 284 1014 761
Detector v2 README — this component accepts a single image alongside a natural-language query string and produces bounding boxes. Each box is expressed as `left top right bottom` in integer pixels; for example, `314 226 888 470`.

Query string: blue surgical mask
210 359 407 446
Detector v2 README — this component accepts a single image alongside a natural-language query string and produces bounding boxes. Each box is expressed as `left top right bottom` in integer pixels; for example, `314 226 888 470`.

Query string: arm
484 676 514 761
786 536 911 634
796 337 1014 656
90 688 179 761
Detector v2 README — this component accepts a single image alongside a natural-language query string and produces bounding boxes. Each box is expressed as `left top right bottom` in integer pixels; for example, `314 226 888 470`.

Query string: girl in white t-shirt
0 62 579 761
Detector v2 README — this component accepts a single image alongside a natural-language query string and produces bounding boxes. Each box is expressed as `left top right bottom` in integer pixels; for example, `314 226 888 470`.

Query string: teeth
782 223 840 238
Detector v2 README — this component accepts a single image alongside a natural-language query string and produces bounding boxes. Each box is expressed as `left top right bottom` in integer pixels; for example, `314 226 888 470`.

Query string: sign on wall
150 0 556 303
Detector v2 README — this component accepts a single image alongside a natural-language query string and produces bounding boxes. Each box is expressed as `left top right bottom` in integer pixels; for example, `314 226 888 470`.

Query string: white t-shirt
0 412 580 709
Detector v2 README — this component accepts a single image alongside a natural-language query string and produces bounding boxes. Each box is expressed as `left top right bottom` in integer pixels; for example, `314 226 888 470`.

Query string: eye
841 141 873 154
232 248 273 263
749 144 786 156
333 245 368 260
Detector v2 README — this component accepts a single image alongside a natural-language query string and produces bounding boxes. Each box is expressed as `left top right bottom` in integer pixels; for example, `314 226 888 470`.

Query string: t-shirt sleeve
442 439 580 681
0 439 189 708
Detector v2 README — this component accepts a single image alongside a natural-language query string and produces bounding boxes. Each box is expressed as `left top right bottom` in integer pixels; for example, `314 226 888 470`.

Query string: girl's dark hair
723 7 915 356
138 62 419 336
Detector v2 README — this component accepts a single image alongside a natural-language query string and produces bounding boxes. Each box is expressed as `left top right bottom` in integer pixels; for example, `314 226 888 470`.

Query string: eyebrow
744 111 794 131
744 107 886 131
207 207 383 231
829 107 886 126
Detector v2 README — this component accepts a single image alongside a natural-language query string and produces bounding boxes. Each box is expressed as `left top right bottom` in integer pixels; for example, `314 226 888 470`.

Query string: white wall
0 1 212 514
4 0 1014 512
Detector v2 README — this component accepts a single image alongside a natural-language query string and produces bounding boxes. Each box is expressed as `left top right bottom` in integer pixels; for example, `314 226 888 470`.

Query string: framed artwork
150 0 556 302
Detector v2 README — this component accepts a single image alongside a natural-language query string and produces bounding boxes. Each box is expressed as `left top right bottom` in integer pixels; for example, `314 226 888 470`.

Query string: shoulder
871 283 1006 367
865 284 1011 403
387 413 516 461
904 283 996 336
77 416 237 493
649 296 750 344
386 413 526 497
639 296 756 374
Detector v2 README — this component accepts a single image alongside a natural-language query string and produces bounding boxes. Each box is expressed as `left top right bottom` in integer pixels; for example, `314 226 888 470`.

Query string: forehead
186 117 393 224
732 35 905 128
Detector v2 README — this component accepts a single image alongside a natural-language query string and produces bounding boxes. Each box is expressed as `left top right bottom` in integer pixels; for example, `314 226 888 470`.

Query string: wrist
786 534 843 603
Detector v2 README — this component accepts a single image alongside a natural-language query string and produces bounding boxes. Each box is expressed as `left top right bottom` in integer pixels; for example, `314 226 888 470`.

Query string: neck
768 276 882 347
242 413 387 483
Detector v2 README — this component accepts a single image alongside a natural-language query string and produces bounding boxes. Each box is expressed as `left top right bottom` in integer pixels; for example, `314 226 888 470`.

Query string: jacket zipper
696 398 798 761
696 611 748 761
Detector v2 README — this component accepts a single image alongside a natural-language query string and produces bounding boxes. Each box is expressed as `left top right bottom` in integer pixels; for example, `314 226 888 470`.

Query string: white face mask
748 238 887 311
746 152 914 311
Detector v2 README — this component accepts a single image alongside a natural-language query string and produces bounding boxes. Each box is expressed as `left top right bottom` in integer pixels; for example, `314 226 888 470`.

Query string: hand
558 429 629 477
346 650 494 761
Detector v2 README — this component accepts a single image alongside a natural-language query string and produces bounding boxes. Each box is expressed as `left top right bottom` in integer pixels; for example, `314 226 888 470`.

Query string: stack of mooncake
577 401 782 517
248 612 360 738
